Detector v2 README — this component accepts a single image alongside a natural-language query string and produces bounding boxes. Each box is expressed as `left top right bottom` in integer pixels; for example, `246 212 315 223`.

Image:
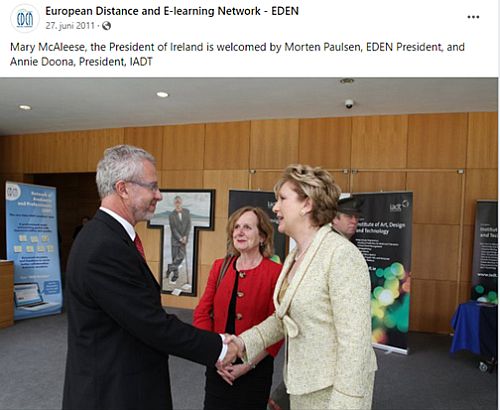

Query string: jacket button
236 313 243 320
239 272 246 278
237 291 245 298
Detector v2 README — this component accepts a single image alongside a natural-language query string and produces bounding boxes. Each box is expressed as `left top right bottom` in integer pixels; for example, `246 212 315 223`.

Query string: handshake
216 334 248 385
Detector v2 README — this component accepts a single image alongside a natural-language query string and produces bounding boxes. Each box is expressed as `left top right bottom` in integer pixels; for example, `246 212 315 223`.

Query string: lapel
95 210 161 291
181 210 189 228
275 224 332 319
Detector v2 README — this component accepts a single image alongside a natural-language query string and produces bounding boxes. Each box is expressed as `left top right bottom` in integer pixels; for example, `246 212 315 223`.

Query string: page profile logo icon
11 4 39 32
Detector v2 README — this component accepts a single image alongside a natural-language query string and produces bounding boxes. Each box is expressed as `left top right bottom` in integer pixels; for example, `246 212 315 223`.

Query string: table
450 300 497 371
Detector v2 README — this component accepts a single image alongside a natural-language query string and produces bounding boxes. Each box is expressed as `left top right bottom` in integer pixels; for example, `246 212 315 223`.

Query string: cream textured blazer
240 224 377 408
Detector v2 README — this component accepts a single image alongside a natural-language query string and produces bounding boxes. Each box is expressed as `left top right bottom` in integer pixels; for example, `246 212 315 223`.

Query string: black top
225 259 239 334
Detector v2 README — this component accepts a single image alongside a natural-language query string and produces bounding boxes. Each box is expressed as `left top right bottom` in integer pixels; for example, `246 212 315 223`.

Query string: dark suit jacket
168 208 191 245
62 210 222 410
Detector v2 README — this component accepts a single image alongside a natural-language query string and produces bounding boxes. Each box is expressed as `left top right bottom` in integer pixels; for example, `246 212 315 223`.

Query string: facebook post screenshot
2 0 498 75
0 1 498 410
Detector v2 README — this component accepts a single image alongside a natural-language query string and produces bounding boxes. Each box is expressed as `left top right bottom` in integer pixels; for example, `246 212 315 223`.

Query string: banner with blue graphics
5 182 63 320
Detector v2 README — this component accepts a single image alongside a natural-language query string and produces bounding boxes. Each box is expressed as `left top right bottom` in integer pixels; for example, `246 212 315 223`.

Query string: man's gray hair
96 144 156 199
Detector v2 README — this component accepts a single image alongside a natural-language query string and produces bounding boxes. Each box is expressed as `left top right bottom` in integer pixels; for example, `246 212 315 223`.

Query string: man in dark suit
168 195 191 282
62 145 238 410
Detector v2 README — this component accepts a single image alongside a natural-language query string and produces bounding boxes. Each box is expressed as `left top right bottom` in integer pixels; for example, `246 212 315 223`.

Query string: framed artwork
148 189 215 296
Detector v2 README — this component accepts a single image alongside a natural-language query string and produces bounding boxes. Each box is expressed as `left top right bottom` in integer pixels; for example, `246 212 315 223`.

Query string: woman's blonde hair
226 206 275 258
274 164 341 227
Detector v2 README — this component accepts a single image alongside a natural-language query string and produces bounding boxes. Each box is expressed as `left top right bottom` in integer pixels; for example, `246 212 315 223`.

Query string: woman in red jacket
193 206 283 410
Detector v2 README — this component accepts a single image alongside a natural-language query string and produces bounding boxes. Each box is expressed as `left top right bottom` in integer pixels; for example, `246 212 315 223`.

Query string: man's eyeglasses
127 180 160 192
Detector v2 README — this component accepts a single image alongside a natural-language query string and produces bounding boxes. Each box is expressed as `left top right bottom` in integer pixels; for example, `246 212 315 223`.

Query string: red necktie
134 233 146 260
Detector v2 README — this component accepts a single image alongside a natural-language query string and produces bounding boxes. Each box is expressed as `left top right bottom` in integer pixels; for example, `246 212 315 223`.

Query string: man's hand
218 339 239 368
217 334 245 369
224 334 245 354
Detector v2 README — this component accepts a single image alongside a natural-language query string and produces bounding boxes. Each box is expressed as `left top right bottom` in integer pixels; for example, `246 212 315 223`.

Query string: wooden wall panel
162 292 199 310
159 170 204 189
124 126 164 164
25 132 82 174
0 173 26 259
136 221 162 263
463 169 498 225
352 171 406 193
162 124 205 170
23 133 59 173
250 119 299 169
199 220 228 267
351 115 408 169
409 279 458 333
330 171 350 194
460 224 474 282
196 264 212 302
467 112 498 169
411 224 460 281
0 261 14 328
407 113 468 169
458 281 472 304
203 170 249 218
51 132 88 172
85 129 124 171
204 121 250 170
249 169 349 195
0 136 23 173
299 117 351 169
407 172 463 224
149 261 160 283
250 171 282 191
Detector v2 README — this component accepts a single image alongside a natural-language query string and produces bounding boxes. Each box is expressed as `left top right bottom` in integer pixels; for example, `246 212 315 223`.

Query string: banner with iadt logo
5 182 62 320
354 191 413 354
471 200 498 304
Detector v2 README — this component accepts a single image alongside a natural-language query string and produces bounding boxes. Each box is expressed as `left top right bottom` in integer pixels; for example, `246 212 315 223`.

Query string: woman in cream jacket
231 164 377 410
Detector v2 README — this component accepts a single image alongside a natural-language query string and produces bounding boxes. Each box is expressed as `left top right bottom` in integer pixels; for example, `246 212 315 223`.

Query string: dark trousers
204 356 274 410
171 243 186 267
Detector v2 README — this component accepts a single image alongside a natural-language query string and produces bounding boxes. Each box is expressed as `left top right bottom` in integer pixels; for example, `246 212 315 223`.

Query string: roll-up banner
471 200 498 304
5 182 63 320
228 190 286 263
354 192 413 354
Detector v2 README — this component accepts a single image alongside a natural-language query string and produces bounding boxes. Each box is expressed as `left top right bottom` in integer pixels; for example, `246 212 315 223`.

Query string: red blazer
194 257 283 357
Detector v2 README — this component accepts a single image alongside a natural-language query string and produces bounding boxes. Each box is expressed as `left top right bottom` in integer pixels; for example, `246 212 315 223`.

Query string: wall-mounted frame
148 189 215 296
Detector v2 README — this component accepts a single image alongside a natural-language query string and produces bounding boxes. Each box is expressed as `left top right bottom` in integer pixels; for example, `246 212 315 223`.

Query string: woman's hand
217 362 253 385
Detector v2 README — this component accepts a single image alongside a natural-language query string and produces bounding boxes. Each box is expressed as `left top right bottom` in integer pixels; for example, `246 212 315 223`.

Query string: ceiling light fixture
19 104 32 110
156 91 169 98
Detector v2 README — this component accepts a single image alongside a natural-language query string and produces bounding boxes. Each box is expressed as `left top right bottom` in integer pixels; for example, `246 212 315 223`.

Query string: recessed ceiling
0 78 497 137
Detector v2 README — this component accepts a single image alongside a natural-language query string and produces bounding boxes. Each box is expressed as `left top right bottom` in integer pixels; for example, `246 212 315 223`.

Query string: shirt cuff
218 334 228 362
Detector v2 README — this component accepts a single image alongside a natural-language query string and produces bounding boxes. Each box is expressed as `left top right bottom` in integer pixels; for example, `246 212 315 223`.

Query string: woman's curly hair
274 164 341 227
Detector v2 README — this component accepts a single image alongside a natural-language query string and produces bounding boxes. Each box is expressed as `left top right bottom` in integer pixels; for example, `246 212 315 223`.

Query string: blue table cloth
450 300 497 358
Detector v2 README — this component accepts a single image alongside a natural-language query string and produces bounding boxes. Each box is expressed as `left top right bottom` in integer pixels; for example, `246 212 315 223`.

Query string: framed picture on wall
148 189 215 296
